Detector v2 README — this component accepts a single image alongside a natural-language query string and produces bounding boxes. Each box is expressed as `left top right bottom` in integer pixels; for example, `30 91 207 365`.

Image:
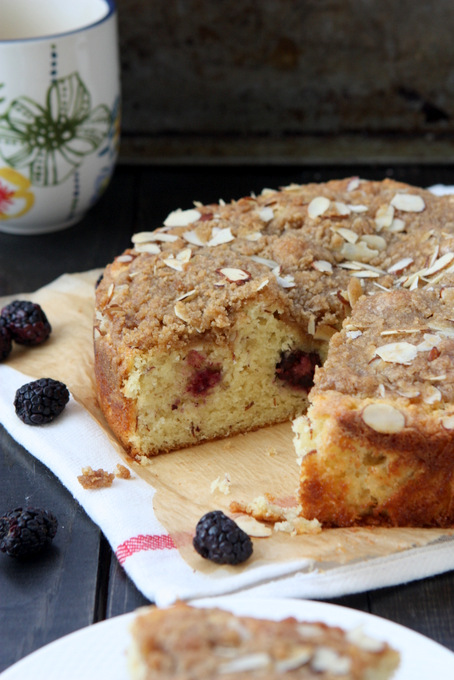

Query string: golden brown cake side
128 603 400 679
294 287 454 527
94 176 454 459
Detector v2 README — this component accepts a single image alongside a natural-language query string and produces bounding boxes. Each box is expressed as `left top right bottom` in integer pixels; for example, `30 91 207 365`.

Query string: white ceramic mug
0 0 120 234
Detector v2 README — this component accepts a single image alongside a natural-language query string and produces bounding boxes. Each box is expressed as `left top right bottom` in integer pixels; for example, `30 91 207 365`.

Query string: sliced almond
273 268 296 288
176 248 192 263
234 515 272 537
134 243 161 254
219 654 270 674
311 648 351 675
442 415 454 430
163 255 183 271
307 195 330 219
182 230 206 246
106 283 114 302
381 328 423 336
416 333 442 352
207 226 235 246
346 330 362 339
347 177 361 191
275 648 312 672
341 241 379 262
116 254 134 263
312 259 333 273
349 270 380 278
333 201 351 215
375 342 418 364
250 255 279 269
375 204 394 231
387 257 413 274
164 208 201 227
217 267 251 283
360 234 387 251
176 289 197 302
362 403 405 433
347 627 385 653
349 203 369 212
396 387 421 399
244 231 262 241
422 251 454 277
333 226 358 243
389 217 406 232
423 386 442 404
258 206 274 222
174 301 191 322
256 278 269 291
132 231 179 243
391 193 425 212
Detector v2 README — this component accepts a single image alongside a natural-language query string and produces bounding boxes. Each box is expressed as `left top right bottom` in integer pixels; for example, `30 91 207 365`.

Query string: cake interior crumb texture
127 603 400 680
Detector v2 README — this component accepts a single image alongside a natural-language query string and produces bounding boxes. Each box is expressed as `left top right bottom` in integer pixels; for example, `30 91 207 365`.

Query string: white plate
2 596 454 679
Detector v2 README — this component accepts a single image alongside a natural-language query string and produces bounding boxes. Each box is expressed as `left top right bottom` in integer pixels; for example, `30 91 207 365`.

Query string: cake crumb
78 466 115 489
210 472 231 495
231 494 322 535
115 463 132 479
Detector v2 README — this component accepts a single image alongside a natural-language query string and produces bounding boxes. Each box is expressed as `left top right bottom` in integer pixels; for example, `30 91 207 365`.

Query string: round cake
94 176 454 526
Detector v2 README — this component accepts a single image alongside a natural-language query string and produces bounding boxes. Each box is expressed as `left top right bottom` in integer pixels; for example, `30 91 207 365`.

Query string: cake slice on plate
128 602 400 679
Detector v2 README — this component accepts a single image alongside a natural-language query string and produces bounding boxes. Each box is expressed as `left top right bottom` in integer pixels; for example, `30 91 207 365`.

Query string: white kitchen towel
1 184 454 606
2 363 454 607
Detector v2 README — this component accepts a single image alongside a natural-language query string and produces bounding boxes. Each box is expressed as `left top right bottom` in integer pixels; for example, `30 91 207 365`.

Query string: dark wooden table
1 162 454 673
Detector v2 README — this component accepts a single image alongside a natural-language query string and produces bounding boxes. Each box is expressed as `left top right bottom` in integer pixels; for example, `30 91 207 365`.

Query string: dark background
116 0 454 165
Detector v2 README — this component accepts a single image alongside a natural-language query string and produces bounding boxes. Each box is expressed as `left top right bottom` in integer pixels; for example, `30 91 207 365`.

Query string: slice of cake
293 285 454 527
94 177 454 460
128 603 400 679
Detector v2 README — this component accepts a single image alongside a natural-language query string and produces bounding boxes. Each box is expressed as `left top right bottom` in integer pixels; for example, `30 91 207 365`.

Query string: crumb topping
95 177 454 369
314 286 454 406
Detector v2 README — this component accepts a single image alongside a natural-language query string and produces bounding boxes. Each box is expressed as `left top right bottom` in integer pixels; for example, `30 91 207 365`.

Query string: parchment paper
2 270 453 579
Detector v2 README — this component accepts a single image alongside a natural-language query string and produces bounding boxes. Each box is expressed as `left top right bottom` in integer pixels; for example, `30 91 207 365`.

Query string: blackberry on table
14 378 70 425
193 510 253 565
0 507 58 557
1 300 51 346
0 318 12 361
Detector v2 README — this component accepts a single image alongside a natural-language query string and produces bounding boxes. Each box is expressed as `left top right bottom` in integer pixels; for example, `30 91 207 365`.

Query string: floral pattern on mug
0 72 111 187
0 167 34 221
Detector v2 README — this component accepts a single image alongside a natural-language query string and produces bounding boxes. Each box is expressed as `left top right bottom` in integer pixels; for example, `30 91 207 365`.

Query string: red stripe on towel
116 534 176 564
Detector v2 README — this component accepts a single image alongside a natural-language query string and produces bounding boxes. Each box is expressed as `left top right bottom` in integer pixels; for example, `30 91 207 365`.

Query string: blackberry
14 378 70 425
0 317 12 361
193 510 253 565
1 300 51 346
275 349 321 390
0 507 58 557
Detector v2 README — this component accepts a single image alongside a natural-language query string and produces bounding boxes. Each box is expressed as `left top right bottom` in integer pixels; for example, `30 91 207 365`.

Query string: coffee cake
127 603 400 679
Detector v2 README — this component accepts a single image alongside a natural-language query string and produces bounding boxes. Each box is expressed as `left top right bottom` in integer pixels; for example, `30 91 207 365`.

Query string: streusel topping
95 178 454 352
